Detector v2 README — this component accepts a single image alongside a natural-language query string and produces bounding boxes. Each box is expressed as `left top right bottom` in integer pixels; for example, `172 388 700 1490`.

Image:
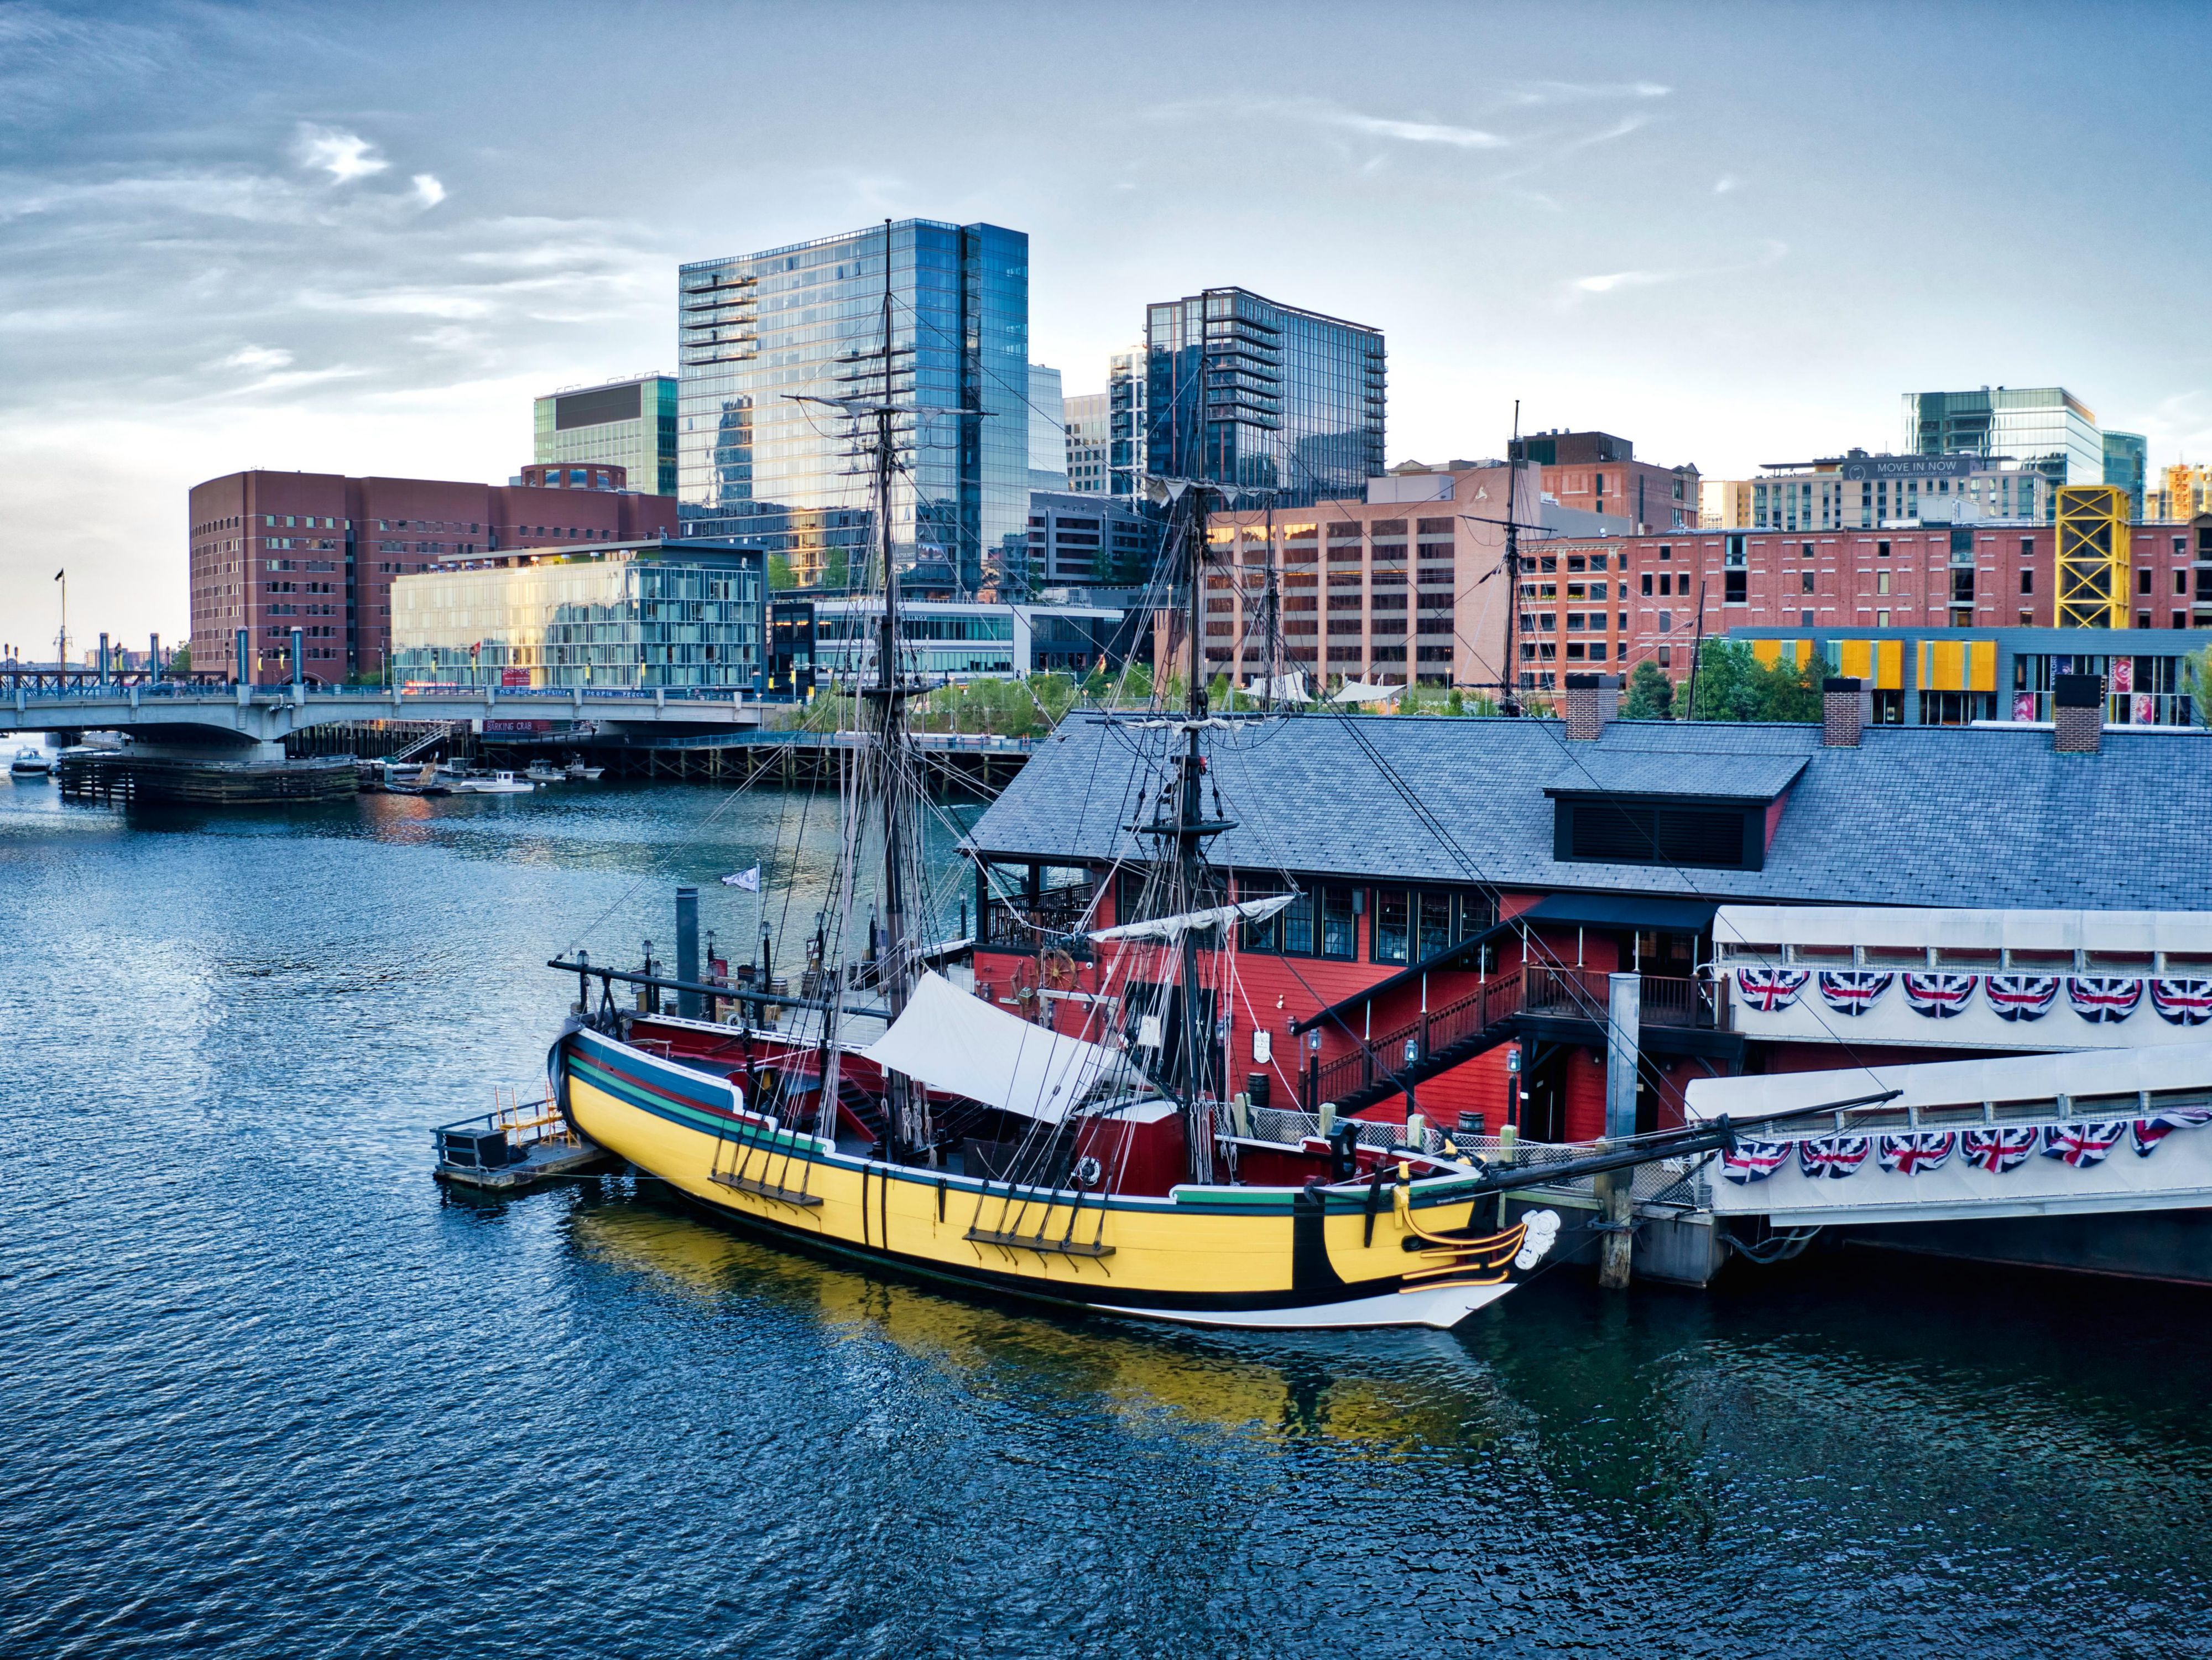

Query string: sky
4 0 2211 652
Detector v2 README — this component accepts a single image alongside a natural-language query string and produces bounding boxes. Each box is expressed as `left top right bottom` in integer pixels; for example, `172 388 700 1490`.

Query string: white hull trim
1092 1280 1517 1332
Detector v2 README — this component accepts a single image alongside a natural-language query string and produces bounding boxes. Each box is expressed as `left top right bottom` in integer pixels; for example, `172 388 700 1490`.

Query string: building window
1641 573 1653 596
1657 646 1671 668
1657 610 1671 631
1372 888 1411 964
1801 570 1815 594
1321 888 1357 960
2022 538 2035 558
2139 568 2154 595
1877 540 1891 558
2138 611 2152 629
1876 610 1890 627
2021 570 2033 595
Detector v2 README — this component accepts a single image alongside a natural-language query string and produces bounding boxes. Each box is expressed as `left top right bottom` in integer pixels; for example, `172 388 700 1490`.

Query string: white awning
1088 892 1297 944
1331 679 1401 705
1243 672 1312 704
860 971 1127 1125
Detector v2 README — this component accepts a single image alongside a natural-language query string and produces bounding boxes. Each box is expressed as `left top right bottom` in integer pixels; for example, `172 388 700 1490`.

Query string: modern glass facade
2104 431 2148 519
675 220 1031 595
1143 289 1385 507
533 376 678 497
811 599 1126 680
389 542 763 690
1903 387 2103 495
1027 363 1066 491
1105 345 1147 499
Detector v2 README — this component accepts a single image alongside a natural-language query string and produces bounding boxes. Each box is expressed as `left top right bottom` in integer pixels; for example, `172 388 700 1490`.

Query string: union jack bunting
1876 1131 1956 1174
1816 970 1893 1017
1985 975 2058 1021
2041 1121 2130 1168
1719 1139 1792 1184
2067 976 2143 1024
2149 979 2212 1027
1901 972 1977 1018
1735 967 1809 1013
2132 1106 2212 1156
1798 1135 1871 1178
1959 1126 2039 1173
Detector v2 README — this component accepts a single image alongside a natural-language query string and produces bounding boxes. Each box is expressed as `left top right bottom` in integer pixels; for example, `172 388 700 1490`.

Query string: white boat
9 746 53 776
452 770 534 795
564 761 604 780
524 763 566 784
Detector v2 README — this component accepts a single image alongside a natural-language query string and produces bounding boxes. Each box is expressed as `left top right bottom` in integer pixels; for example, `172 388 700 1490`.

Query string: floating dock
434 1092 617 1193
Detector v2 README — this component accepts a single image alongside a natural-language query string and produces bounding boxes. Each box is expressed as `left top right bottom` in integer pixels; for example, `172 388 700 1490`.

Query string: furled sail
1087 892 1296 944
860 971 1128 1125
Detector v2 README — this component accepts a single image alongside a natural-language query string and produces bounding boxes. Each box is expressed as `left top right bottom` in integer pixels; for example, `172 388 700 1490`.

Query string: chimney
1562 673 1619 740
2053 673 2104 754
1822 677 1864 747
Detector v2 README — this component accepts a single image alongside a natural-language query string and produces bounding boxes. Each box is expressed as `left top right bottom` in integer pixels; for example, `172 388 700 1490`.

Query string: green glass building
533 376 679 498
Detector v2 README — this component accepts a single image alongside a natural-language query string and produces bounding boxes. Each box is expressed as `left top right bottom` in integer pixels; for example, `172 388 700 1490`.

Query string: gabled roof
967 714 2212 912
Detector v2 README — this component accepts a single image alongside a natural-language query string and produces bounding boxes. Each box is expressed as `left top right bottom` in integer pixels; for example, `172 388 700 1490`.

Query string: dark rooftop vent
2054 673 2104 754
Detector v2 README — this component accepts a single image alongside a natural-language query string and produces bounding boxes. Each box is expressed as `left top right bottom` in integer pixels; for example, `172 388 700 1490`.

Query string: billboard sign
1839 454 1981 482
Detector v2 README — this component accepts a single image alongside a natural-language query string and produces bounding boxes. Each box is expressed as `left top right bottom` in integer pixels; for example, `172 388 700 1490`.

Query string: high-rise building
1902 387 2102 492
2104 431 2148 519
2164 464 2212 522
1027 364 1067 492
534 374 677 497
676 219 1031 594
1106 345 1148 499
1142 289 1385 507
1063 392 1108 495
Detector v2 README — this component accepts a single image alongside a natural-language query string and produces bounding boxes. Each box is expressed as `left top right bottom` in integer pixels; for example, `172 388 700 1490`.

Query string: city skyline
6 0 2212 641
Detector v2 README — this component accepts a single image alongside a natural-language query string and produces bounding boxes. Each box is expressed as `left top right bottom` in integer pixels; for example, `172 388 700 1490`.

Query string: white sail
1088 892 1296 944
860 971 1126 1125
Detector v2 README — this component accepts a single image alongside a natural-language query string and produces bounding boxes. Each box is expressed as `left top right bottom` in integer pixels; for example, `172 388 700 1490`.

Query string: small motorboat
382 762 451 797
524 763 566 784
452 770 534 795
10 746 53 776
564 761 604 781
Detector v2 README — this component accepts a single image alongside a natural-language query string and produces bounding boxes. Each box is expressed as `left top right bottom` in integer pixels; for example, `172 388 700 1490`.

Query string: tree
1621 658 1674 720
766 554 797 591
2190 646 2212 728
1687 640 1822 722
169 643 191 676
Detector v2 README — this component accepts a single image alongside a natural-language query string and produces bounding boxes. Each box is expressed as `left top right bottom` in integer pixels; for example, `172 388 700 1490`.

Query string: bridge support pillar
1597 971 1641 1290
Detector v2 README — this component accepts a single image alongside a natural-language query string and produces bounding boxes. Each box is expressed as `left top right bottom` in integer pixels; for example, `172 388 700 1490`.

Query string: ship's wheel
1011 948 1079 1014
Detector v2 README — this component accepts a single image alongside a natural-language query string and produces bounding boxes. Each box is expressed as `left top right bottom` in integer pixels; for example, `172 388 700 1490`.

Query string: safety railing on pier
1308 965 1726 1107
1224 1103 1712 1210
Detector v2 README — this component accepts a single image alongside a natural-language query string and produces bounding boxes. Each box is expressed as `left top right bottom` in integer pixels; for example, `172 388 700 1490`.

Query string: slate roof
1541 750 1806 802
966 714 2212 912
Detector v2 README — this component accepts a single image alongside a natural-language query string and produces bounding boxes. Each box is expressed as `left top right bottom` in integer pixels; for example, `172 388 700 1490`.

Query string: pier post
675 887 701 1019
1597 971 1641 1290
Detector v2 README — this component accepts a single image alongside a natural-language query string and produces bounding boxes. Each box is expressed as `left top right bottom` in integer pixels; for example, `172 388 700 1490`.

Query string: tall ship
545 273 1750 1328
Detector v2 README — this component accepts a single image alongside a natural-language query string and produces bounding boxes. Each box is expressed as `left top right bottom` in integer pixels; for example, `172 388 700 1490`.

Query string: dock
433 1091 618 1193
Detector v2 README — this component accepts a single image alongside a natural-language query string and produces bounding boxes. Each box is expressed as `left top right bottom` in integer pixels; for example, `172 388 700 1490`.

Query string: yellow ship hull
555 1024 1558 1331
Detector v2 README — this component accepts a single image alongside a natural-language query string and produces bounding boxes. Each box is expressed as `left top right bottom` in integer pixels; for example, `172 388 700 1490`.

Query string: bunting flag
2067 977 2143 1024
1876 1131 1956 1174
1901 972 1977 1018
1959 1126 2039 1173
2149 979 2212 1027
2132 1106 2212 1156
1735 967 1809 1012
1817 970 1893 1016
1986 975 2059 1022
2042 1121 2130 1168
1798 1135 1871 1178
1719 1140 1792 1184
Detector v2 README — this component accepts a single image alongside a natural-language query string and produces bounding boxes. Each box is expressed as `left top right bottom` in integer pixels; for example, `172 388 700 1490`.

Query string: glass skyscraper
534 375 679 497
676 220 1031 594
1142 289 1385 507
2103 430 2148 519
1902 387 2103 493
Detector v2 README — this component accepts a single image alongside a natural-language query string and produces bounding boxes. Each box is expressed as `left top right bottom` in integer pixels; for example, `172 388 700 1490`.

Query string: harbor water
3 774 2209 1658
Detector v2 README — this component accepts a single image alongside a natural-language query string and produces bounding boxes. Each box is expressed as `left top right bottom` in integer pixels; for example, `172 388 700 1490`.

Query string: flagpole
55 569 66 672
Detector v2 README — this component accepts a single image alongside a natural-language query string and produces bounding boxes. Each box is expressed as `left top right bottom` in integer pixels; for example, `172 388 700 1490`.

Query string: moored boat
10 745 53 776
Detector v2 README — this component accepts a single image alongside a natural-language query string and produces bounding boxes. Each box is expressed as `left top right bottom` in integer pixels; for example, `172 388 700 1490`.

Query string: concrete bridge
3 673 763 758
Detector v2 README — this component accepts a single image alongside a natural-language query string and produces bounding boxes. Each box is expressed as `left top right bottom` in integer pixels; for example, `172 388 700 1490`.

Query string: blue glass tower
1142 288 1385 507
677 220 1030 593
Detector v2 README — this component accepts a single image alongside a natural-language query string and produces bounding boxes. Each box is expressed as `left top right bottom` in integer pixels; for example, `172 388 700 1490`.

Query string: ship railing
1220 1105 1711 1210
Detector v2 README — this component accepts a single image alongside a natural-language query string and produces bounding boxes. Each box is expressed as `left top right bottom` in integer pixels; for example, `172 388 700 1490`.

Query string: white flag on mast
721 866 760 891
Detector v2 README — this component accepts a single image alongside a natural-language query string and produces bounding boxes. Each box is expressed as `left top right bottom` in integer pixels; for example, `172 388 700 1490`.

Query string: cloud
411 174 446 208
1714 175 1741 195
212 345 293 373
294 124 387 184
1501 80 1672 106
1571 270 1670 295
1328 111 1508 149
1562 115 1650 152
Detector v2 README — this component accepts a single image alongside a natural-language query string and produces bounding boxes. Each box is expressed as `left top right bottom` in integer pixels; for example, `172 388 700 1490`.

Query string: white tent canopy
1242 672 1312 704
1088 892 1296 944
860 971 1126 1125
1331 679 1401 705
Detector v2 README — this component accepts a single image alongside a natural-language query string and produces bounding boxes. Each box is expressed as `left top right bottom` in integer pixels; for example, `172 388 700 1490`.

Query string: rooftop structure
534 374 677 497
1903 386 2102 488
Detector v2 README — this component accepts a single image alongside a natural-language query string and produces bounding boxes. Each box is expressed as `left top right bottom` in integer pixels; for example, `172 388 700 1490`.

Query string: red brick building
1508 429 1700 533
1512 519 2212 693
187 470 677 683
